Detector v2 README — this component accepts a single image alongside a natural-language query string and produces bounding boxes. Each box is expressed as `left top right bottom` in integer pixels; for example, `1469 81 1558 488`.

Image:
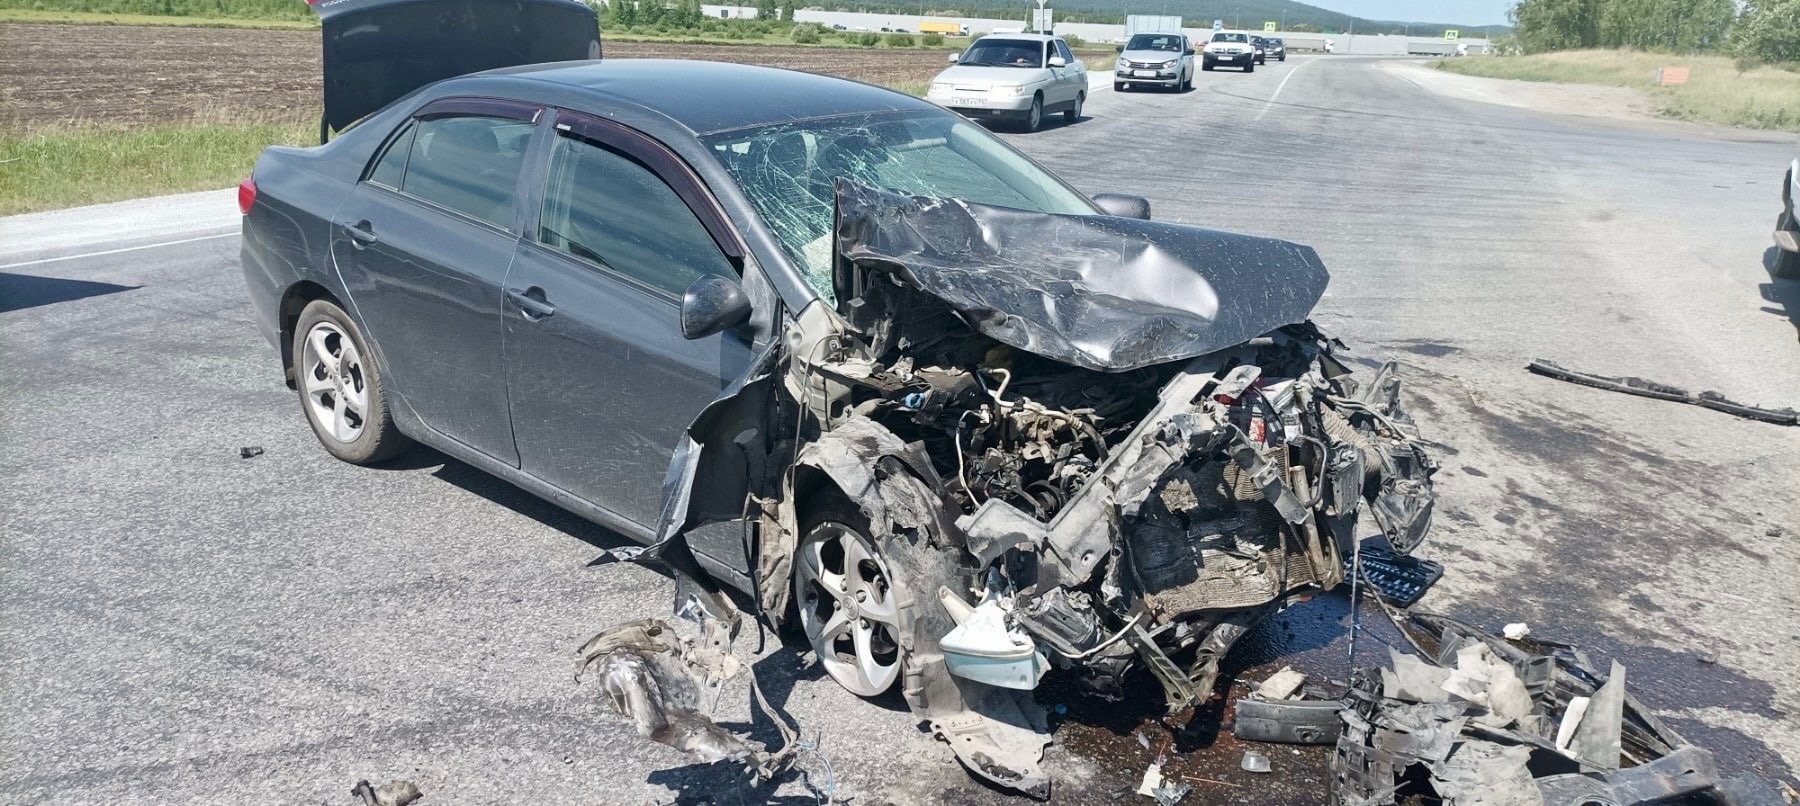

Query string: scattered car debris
350 779 420 806
574 617 801 782
1527 359 1799 426
1256 666 1308 700
1137 762 1192 804
1327 611 1791 805
1241 749 1273 773
581 182 1448 798
238 446 264 459
1504 622 1531 641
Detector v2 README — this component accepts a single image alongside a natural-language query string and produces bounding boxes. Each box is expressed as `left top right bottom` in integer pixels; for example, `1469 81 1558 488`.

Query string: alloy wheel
300 321 368 444
794 521 902 696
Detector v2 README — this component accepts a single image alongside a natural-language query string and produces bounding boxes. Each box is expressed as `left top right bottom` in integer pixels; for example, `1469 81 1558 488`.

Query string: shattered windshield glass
701 110 1096 299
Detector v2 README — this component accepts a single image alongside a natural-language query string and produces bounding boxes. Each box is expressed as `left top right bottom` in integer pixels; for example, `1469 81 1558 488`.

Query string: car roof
477 58 940 135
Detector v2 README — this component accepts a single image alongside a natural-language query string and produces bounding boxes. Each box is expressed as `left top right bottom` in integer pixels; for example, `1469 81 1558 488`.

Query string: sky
1312 0 1514 25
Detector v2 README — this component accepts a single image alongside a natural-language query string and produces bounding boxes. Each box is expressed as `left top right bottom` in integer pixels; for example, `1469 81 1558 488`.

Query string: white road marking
1255 59 1311 122
0 231 236 271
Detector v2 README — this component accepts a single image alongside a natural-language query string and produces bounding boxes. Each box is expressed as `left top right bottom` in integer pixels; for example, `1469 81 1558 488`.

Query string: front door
502 111 754 527
330 100 542 463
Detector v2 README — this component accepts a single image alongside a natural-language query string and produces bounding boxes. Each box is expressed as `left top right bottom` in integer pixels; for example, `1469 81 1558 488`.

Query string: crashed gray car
243 53 1438 798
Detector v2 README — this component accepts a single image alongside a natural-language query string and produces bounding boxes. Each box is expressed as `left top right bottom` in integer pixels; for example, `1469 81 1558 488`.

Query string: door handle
505 286 556 320
345 220 378 249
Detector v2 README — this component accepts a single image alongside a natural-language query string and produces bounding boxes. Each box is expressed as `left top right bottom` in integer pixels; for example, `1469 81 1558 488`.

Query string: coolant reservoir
941 601 1049 690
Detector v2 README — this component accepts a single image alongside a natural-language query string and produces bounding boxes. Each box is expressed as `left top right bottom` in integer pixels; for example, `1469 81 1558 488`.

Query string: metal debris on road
1527 359 1799 426
238 446 264 459
350 779 421 806
1330 611 1791 805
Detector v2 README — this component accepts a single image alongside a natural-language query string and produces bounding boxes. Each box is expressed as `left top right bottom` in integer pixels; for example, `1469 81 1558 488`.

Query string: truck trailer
920 19 969 36
1124 14 1183 37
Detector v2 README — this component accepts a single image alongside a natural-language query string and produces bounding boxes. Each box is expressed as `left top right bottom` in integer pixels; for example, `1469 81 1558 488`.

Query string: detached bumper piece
1527 359 1798 426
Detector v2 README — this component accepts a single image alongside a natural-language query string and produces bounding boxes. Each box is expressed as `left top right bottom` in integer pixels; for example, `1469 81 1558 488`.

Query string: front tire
1115 81 1127 91
292 299 411 464
1203 59 1215 71
1023 94 1043 132
793 489 963 699
1245 62 1256 73
1065 92 1083 121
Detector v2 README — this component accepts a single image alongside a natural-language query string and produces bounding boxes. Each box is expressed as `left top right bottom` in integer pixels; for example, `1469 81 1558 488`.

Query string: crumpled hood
832 180 1330 372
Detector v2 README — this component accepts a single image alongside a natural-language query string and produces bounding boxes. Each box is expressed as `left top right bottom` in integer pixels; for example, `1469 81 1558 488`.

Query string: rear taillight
237 176 257 215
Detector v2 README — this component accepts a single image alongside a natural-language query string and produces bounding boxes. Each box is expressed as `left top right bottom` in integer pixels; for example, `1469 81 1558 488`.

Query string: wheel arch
277 280 343 389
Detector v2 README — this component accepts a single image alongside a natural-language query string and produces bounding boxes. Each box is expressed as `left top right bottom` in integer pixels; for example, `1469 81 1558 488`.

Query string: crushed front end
584 182 1440 798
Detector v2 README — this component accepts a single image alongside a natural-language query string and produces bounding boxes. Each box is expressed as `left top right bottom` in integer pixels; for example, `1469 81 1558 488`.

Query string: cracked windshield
702 110 1093 297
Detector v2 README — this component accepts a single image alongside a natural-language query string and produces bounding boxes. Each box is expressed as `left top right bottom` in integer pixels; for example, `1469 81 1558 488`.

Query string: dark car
1250 34 1270 64
240 37 1436 799
1266 35 1287 61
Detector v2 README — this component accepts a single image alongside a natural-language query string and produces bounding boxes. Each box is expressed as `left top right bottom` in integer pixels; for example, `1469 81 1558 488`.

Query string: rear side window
400 115 535 228
536 132 735 297
367 121 414 189
1055 40 1075 62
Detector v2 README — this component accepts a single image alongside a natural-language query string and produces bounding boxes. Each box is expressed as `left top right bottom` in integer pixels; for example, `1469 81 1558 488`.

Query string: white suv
1203 31 1257 72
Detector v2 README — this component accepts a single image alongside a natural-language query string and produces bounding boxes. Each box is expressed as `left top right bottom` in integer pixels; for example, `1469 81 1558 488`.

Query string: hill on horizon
813 0 1509 35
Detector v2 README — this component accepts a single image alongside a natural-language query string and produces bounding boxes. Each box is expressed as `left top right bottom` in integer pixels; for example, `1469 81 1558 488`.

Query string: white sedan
927 33 1088 132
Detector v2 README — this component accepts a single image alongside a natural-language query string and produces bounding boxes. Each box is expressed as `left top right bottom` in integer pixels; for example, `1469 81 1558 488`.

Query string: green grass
0 0 312 22
0 118 313 215
1433 49 1800 130
0 6 314 26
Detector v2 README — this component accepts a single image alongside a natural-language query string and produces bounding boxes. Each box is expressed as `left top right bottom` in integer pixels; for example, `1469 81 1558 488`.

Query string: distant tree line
1510 0 1800 61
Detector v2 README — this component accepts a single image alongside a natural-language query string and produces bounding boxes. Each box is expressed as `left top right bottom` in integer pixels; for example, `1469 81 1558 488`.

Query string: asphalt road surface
4 56 1798 804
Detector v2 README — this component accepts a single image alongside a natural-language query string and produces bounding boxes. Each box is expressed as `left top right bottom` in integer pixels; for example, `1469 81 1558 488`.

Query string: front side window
959 38 1045 67
703 110 1095 299
400 115 535 228
537 132 735 297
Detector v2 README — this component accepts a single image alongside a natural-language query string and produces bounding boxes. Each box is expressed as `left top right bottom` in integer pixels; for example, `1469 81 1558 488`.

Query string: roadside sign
1213 19 1223 31
1264 21 1277 31
1031 7 1052 33
1656 66 1690 85
1444 29 1459 41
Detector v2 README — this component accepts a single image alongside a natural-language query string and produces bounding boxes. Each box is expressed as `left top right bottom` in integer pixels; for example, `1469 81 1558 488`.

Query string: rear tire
1774 248 1800 279
1065 92 1083 121
292 299 411 465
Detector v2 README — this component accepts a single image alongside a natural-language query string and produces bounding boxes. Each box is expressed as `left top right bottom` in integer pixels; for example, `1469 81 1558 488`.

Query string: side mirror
946 51 960 63
1091 193 1152 220
680 275 752 340
1048 55 1067 67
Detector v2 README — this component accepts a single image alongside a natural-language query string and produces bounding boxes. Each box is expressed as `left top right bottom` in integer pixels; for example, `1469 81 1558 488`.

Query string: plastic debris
1527 359 1799 426
350 779 421 806
1152 780 1192 805
1255 666 1307 701
1240 749 1272 773
1502 622 1530 640
1137 762 1166 796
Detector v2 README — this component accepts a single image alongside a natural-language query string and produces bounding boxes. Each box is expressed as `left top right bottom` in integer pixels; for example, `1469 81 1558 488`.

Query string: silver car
927 34 1089 132
1113 31 1194 92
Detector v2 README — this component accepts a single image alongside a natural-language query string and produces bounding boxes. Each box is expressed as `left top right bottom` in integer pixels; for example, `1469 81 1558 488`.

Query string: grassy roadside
0 119 313 216
1433 49 1800 130
0 7 314 27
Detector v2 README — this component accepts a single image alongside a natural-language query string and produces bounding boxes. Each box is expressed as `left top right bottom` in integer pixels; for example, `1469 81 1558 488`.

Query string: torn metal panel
833 180 1330 373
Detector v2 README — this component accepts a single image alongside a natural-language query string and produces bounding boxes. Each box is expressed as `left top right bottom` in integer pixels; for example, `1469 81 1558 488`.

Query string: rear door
330 98 542 464
1055 39 1084 100
502 110 754 527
